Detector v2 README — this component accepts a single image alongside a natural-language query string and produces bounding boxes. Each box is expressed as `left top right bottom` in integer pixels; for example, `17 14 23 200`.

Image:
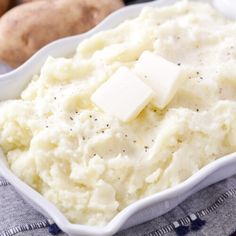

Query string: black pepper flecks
177 63 181 66
144 146 149 152
177 139 183 143
70 117 73 121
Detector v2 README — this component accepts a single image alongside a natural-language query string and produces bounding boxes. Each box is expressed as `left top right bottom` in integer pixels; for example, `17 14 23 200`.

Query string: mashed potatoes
1 0 236 226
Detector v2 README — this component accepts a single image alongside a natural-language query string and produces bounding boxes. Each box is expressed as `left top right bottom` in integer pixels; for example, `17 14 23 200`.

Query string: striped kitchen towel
1 175 236 236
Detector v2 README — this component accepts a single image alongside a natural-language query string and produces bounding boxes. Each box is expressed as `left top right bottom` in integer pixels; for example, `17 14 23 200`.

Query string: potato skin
0 0 10 16
18 0 46 3
0 0 123 67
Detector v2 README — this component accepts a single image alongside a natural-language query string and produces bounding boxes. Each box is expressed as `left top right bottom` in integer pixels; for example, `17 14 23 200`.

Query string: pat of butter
135 51 183 109
91 67 153 122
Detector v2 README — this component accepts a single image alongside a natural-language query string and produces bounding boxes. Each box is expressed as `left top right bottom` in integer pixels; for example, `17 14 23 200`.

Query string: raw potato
0 0 10 16
0 0 124 67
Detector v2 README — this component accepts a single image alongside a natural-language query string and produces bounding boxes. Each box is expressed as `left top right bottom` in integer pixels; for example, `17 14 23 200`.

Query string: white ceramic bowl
0 0 235 235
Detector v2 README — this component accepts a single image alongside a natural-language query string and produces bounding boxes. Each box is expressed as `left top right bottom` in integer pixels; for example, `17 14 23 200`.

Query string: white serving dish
0 0 235 235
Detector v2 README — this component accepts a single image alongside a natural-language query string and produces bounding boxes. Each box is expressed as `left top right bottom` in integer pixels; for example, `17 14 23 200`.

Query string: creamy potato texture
1 0 236 226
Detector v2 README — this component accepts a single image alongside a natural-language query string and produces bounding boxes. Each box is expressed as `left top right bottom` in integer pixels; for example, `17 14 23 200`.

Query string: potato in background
18 0 45 3
0 0 123 67
0 0 10 16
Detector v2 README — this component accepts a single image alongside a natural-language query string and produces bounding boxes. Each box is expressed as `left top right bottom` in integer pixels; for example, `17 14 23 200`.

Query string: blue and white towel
1 175 236 236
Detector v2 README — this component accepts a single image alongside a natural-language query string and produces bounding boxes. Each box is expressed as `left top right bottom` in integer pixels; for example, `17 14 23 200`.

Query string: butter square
91 67 153 122
135 51 184 109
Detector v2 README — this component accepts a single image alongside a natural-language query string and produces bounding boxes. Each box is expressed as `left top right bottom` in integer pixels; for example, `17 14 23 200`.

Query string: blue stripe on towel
144 188 236 236
0 179 10 187
1 220 49 236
